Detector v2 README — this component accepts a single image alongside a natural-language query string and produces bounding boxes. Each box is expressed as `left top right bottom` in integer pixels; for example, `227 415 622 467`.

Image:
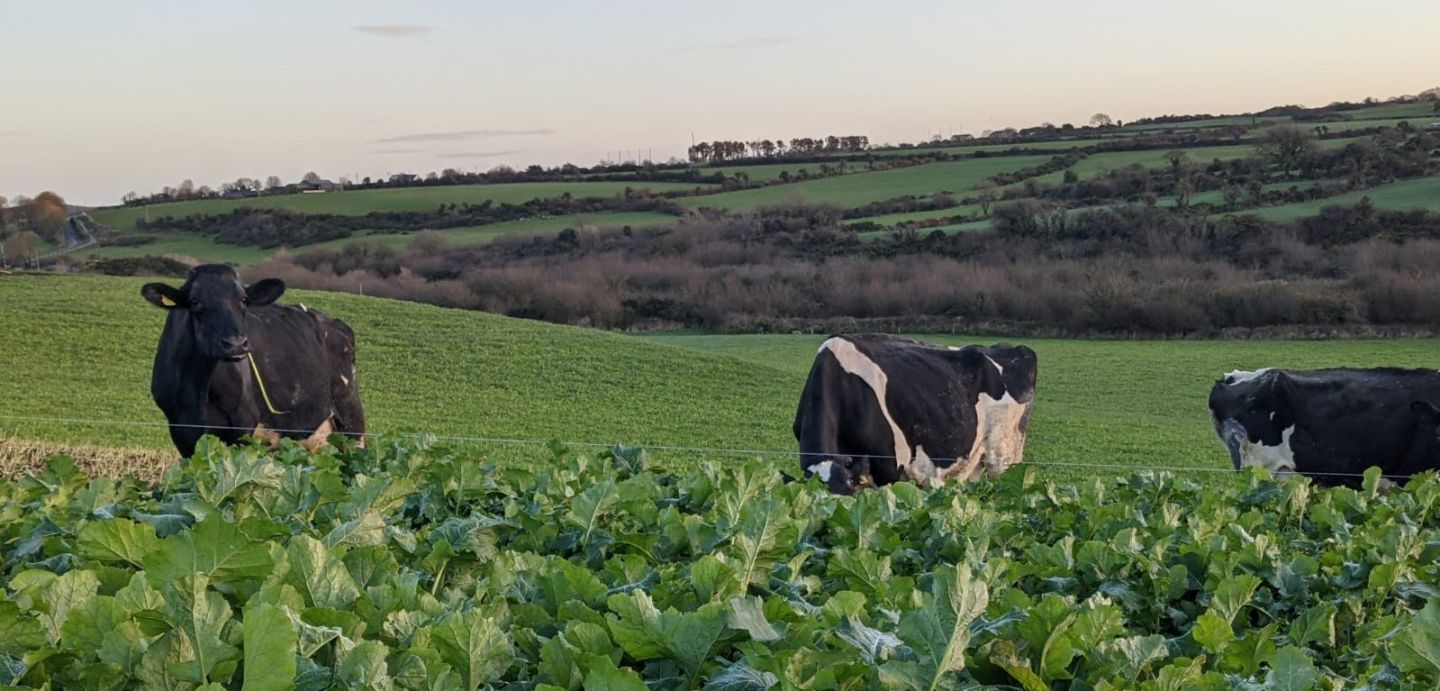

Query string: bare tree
974 180 1001 216
178 179 195 197
265 175 283 190
302 171 322 183
3 230 41 264
1089 113 1114 128
1162 150 1191 173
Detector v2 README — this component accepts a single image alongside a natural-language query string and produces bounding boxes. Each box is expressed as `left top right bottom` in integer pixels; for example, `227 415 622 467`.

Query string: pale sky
4 0 1436 205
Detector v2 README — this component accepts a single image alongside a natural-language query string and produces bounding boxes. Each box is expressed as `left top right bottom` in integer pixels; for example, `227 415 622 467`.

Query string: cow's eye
190 302 205 313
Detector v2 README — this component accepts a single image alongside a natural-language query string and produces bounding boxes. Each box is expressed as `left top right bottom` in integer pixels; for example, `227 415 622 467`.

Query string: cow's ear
141 283 186 309
245 279 285 306
1411 400 1440 425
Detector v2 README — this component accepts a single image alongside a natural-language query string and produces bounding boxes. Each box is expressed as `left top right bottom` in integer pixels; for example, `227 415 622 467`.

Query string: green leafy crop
2 437 1439 689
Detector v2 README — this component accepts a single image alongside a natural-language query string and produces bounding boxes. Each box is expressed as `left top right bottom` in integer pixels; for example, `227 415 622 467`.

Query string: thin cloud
372 129 554 144
437 150 527 159
371 149 425 155
669 35 795 53
353 24 432 37
0 131 20 137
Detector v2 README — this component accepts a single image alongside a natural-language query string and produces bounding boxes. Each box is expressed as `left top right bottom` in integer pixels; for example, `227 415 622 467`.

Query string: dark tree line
686 135 869 163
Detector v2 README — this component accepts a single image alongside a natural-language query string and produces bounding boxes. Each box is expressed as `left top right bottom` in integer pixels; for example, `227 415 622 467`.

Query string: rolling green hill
0 275 798 468
678 154 1058 211
1242 174 1440 222
89 181 712 231
85 211 680 266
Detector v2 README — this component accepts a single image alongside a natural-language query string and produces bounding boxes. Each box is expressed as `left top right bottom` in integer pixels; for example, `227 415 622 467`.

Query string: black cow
141 264 365 456
793 334 1038 493
1208 367 1440 487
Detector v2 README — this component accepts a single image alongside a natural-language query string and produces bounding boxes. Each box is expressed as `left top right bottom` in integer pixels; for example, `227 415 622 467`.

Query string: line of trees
686 135 869 163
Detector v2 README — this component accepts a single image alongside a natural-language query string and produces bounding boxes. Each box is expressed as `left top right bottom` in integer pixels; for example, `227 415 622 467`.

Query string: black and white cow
141 264 365 457
793 334 1038 493
1208 367 1440 487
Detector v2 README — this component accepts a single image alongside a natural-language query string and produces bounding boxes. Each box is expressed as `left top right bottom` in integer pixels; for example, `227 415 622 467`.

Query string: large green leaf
164 573 241 684
242 602 297 691
607 589 731 682
580 653 649 691
728 596 782 642
285 535 360 609
0 601 47 657
143 514 274 587
39 569 100 644
1264 646 1320 691
1390 597 1440 676
880 562 988 691
430 609 514 690
77 518 160 568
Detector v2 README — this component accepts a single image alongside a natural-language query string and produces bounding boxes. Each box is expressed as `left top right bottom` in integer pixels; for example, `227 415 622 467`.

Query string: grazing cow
793 334 1038 493
1208 367 1440 487
141 265 365 456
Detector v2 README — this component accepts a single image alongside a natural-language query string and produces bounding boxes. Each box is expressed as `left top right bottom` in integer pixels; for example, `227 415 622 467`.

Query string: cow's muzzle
1219 418 1246 471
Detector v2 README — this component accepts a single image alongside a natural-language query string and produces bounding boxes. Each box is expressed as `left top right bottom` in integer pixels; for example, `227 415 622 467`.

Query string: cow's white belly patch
1239 425 1296 478
822 338 913 474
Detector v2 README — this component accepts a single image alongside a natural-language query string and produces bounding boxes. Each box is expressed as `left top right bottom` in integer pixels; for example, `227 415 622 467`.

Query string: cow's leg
300 419 334 453
251 423 282 448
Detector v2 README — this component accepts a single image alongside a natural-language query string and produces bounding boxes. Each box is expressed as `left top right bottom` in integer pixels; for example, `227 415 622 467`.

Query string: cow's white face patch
822 338 913 471
985 355 1005 375
1237 425 1296 477
1224 368 1272 385
810 460 834 483
968 391 1031 477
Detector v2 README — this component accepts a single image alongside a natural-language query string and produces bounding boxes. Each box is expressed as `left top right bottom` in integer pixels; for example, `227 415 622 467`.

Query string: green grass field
1243 173 1440 222
89 181 712 231
5 275 1439 484
643 333 1440 477
85 211 680 265
678 154 1058 211
1339 101 1438 121
0 275 798 466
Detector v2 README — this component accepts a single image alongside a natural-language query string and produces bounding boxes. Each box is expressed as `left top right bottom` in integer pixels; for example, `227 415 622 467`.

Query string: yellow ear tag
161 295 176 307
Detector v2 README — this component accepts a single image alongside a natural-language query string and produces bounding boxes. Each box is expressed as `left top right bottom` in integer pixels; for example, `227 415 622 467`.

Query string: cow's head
141 265 285 361
1208 368 1297 476
803 455 872 494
